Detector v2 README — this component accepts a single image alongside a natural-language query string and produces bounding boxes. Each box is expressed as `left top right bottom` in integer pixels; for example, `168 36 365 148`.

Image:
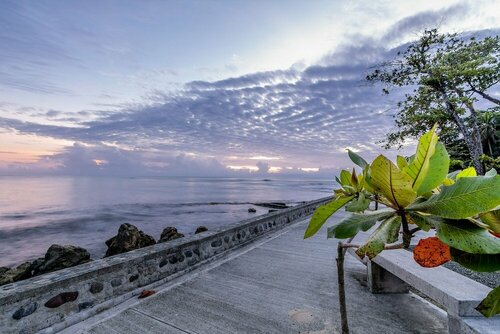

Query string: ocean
0 176 333 267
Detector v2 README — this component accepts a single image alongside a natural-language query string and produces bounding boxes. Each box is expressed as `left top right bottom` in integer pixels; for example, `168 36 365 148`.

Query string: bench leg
367 260 410 293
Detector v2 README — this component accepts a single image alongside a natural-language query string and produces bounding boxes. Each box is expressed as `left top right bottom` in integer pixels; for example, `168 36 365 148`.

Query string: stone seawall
0 196 332 334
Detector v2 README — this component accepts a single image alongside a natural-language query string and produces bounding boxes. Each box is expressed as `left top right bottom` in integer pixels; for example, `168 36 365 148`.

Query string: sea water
0 176 333 267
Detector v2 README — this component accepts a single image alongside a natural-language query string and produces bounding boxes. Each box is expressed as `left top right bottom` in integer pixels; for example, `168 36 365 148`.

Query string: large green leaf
417 142 449 195
345 192 371 212
327 209 396 239
355 215 401 259
407 175 500 219
450 248 500 272
430 218 500 254
347 149 368 169
480 210 500 234
304 195 354 239
370 155 416 208
403 124 439 194
340 170 351 186
476 286 500 317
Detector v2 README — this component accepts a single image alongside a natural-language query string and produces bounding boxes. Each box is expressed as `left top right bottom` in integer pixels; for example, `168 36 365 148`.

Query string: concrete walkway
64 218 447 334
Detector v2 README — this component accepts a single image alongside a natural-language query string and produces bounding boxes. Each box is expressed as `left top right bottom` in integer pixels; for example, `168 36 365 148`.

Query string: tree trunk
441 90 484 174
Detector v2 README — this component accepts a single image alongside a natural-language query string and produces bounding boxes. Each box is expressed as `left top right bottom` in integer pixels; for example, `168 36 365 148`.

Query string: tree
304 126 500 332
367 29 500 174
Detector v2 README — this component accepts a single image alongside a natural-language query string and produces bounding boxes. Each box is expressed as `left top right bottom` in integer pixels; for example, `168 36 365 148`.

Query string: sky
0 0 499 177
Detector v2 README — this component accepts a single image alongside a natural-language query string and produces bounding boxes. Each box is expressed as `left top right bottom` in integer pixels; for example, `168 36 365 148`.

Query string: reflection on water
0 176 333 267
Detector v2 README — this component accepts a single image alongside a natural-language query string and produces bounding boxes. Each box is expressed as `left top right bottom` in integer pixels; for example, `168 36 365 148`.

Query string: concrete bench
346 227 499 334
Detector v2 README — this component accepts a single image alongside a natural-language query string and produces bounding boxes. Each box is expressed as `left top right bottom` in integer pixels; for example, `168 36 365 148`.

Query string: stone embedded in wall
105 223 156 257
211 239 222 247
44 291 79 308
159 227 185 242
78 301 94 311
89 282 104 294
129 274 139 282
110 278 122 287
195 226 208 234
12 302 38 320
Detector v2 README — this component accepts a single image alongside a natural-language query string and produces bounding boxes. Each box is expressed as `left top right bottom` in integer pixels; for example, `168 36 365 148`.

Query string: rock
268 209 278 213
105 223 156 257
195 226 208 234
0 262 32 286
0 267 9 276
44 291 79 308
159 227 184 243
248 208 257 213
31 244 91 276
12 302 38 320
89 282 104 294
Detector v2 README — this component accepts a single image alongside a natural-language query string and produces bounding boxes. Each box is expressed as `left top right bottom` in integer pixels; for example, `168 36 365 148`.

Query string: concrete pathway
65 218 447 334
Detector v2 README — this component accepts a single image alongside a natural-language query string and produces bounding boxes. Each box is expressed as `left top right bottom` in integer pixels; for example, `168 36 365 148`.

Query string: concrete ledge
0 196 331 334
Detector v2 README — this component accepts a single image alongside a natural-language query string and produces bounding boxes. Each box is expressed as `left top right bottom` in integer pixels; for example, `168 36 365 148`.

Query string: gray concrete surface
65 219 447 334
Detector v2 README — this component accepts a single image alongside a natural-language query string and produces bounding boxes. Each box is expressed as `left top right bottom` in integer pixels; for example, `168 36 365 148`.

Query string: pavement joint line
57 217 311 333
130 308 197 334
201 269 337 297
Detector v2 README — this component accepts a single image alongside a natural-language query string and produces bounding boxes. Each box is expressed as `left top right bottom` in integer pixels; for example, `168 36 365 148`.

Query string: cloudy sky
0 0 499 177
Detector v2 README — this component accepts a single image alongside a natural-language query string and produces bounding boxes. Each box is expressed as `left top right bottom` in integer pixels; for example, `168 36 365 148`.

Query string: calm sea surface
0 176 333 267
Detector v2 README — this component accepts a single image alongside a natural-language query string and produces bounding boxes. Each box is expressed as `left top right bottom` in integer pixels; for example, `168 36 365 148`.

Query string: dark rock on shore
159 227 184 242
195 226 208 234
0 262 32 286
105 223 156 257
0 244 91 286
32 245 91 276
248 207 257 213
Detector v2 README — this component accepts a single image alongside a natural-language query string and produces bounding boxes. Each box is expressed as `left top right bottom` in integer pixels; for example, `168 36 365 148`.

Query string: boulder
0 262 32 286
31 244 91 276
194 226 208 234
248 208 257 213
159 227 184 243
105 223 156 257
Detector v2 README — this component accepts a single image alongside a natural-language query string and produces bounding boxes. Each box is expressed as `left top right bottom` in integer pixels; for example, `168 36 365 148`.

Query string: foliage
304 125 500 316
367 28 500 174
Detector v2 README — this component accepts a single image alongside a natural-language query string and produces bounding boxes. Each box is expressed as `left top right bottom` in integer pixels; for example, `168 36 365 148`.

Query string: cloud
0 6 498 176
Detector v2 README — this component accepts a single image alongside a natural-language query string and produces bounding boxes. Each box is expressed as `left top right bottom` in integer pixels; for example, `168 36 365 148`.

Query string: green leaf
406 212 431 232
476 286 500 317
327 209 395 239
430 218 500 254
345 193 371 212
347 149 368 168
456 166 476 179
450 248 500 272
447 170 460 180
407 175 500 219
417 142 449 194
370 155 416 208
403 124 439 194
397 155 408 169
355 215 402 259
340 170 351 186
480 210 500 234
304 195 355 239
